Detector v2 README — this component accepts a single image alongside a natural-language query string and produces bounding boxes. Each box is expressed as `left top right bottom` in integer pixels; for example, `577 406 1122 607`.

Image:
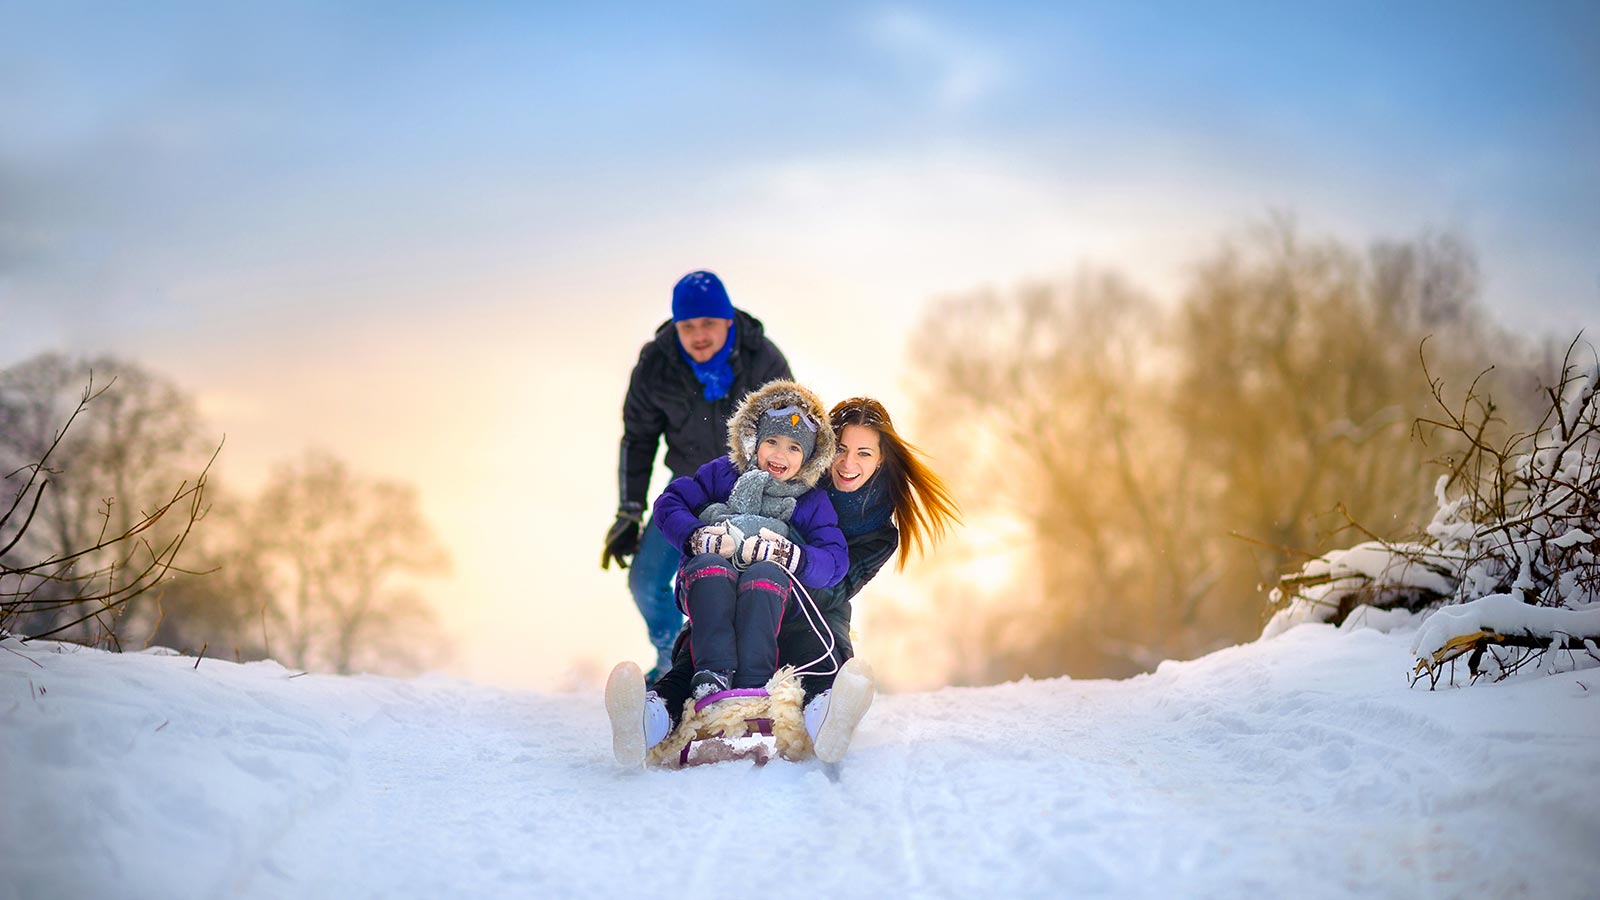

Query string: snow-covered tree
1265 337 1600 685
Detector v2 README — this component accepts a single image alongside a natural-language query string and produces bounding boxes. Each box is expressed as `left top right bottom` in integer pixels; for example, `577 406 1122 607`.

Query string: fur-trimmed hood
725 380 836 488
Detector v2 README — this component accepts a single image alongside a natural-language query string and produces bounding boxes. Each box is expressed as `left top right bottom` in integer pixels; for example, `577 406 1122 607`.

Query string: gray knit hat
755 404 819 463
726 380 836 487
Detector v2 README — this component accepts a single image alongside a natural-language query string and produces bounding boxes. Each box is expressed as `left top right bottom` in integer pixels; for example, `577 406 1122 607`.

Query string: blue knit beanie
672 270 735 321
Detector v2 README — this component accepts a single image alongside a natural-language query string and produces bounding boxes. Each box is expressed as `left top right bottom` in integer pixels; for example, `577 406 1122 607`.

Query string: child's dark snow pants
679 552 793 689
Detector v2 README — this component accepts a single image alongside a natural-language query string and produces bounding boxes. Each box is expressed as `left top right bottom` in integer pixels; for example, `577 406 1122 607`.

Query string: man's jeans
628 518 683 675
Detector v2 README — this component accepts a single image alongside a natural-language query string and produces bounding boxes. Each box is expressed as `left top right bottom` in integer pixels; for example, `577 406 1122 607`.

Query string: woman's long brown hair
829 397 961 570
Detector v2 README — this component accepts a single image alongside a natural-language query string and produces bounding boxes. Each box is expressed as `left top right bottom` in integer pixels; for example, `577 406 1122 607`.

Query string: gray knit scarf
698 468 809 540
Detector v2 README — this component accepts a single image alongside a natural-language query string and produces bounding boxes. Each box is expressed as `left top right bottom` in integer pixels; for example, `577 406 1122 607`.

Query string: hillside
2 623 1597 899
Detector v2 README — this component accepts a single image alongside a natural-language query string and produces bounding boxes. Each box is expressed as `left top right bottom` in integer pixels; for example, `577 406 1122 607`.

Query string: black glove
601 503 645 570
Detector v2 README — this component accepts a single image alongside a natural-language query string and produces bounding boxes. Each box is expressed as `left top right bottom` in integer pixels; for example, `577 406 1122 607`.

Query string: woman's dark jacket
796 522 898 662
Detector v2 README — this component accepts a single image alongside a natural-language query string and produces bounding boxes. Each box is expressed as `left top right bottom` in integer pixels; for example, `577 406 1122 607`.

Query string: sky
2 1 1597 688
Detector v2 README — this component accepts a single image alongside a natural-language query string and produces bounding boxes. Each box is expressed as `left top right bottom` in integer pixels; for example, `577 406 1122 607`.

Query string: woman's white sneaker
605 661 647 766
805 657 876 763
606 661 673 767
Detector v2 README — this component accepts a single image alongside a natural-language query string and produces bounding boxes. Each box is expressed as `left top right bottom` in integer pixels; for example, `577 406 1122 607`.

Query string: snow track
3 625 1598 899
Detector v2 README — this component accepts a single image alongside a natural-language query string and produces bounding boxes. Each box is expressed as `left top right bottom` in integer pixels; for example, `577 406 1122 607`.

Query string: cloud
864 7 1007 110
721 145 1258 300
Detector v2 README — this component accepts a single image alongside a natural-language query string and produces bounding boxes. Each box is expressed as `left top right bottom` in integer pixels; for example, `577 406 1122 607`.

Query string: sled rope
782 578 839 683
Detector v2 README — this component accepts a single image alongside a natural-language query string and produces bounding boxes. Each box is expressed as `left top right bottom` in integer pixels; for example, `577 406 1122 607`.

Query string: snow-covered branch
1263 336 1600 686
1409 593 1600 687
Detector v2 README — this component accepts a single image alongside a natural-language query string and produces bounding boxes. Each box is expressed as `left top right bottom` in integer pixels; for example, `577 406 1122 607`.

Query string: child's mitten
687 523 735 559
745 527 802 574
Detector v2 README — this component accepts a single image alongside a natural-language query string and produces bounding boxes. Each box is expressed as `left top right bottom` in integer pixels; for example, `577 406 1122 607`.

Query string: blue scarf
679 321 737 401
825 474 894 538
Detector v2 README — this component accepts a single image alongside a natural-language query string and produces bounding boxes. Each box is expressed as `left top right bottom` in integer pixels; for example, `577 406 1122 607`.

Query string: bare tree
1167 223 1504 622
1 355 448 672
0 353 216 643
139 482 275 660
253 450 451 674
902 270 1213 678
897 222 1532 682
1 372 213 645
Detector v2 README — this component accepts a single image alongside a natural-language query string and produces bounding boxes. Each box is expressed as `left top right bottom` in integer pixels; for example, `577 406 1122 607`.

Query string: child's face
756 435 806 482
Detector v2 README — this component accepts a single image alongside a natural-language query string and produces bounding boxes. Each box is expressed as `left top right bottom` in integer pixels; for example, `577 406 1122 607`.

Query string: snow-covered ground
3 623 1597 900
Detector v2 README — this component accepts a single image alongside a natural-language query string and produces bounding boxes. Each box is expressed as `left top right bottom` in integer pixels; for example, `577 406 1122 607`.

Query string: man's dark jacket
618 309 792 510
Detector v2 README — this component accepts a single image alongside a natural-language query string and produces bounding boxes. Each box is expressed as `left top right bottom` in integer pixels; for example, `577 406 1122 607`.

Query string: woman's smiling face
830 424 881 492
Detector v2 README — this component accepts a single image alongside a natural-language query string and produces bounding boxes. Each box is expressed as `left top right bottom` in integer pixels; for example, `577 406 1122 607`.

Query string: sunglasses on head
832 400 886 428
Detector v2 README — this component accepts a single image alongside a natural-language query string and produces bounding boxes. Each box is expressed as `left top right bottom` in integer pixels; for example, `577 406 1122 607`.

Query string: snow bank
4 628 1599 899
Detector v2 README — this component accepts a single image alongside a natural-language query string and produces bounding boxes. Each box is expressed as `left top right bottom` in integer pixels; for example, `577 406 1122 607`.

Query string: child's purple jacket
652 456 849 590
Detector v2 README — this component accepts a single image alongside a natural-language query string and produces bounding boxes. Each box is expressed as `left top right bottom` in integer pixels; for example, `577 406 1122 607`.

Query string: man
602 270 793 680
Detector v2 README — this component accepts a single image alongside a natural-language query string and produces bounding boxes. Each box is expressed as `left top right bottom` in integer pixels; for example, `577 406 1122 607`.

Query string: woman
607 396 960 765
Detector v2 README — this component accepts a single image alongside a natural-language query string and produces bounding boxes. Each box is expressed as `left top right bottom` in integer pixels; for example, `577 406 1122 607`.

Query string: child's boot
690 668 733 699
804 657 876 763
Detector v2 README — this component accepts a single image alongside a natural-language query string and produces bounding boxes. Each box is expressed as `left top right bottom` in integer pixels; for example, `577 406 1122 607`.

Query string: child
606 380 848 765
